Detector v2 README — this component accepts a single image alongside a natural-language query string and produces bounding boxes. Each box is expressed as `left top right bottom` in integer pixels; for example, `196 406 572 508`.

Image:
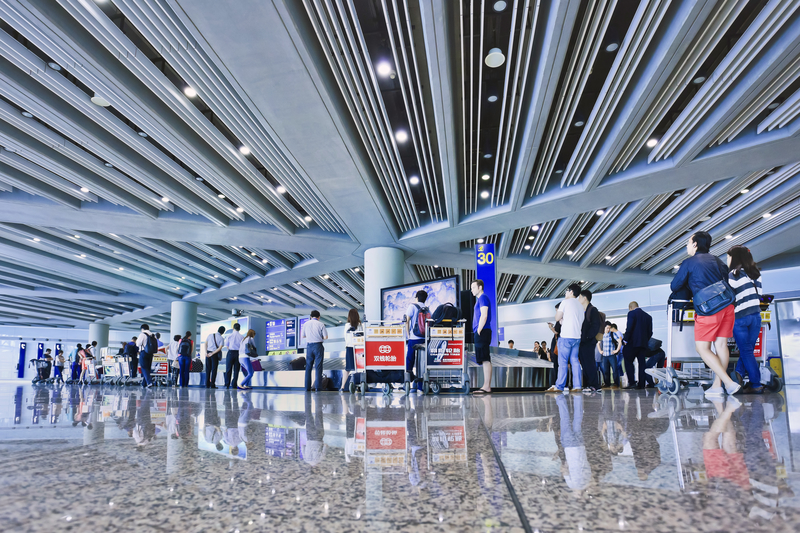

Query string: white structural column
364 247 405 322
170 301 198 341
88 323 110 350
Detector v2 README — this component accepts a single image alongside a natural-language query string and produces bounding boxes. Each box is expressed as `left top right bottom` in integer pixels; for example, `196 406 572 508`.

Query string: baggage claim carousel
245 346 553 391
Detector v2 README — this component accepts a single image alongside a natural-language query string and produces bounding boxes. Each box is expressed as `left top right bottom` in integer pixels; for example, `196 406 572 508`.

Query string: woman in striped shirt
727 245 763 394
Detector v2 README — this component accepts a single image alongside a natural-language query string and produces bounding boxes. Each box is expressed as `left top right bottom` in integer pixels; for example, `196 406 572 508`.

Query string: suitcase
190 358 204 373
251 359 263 372
290 357 306 370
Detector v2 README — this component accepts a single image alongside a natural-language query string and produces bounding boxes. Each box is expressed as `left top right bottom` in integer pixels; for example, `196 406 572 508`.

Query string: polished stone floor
0 384 798 532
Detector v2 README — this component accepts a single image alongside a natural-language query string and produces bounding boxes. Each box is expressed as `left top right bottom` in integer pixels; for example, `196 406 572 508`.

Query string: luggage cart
102 356 118 384
29 358 50 384
347 333 366 394
729 305 783 393
421 319 469 395
355 321 410 395
150 356 170 386
116 356 131 385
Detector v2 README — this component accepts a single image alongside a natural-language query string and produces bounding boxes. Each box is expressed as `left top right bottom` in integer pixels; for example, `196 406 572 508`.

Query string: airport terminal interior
2 0 800 531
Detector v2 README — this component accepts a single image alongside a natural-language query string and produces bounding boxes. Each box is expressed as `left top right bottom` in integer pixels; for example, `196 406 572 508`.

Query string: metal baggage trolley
729 305 783 393
102 355 118 384
356 321 410 395
150 356 171 386
421 319 469 395
29 358 50 384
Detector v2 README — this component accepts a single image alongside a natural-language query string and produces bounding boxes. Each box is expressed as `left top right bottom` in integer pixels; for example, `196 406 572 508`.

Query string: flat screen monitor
265 317 298 352
297 316 311 348
381 276 460 322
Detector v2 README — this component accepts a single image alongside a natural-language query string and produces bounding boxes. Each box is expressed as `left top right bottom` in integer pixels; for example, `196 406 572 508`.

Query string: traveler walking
205 326 225 388
623 302 653 389
123 337 138 378
68 344 82 381
177 332 193 388
224 323 244 388
671 231 741 397
168 334 181 386
342 309 361 392
471 279 494 394
239 329 257 390
547 283 584 392
578 290 602 392
727 245 764 393
54 350 65 383
405 290 429 387
136 324 159 388
303 310 328 391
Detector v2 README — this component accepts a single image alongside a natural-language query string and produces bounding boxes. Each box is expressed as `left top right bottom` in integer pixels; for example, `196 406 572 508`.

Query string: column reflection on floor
474 389 799 533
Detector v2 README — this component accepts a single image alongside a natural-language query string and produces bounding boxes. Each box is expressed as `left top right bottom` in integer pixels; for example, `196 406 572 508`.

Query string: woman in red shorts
671 231 741 397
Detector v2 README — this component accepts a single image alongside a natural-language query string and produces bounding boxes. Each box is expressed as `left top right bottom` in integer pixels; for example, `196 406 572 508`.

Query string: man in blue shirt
472 279 493 394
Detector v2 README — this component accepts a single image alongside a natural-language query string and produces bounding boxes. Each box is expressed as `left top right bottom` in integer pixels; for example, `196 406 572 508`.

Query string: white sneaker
725 382 741 396
704 386 725 397
545 386 563 393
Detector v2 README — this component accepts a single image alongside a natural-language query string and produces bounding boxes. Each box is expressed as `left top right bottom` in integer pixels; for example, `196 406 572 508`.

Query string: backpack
290 357 306 370
145 333 159 355
596 311 607 341
431 302 462 325
412 303 431 337
178 339 191 357
123 342 138 357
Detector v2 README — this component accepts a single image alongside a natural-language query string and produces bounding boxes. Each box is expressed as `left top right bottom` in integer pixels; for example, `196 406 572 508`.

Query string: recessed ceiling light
555 169 563 174
725 235 733 240
195 176 204 182
48 62 62 71
528 235 534 241
238 146 250 155
535 293 540 297
531 225 539 231
161 197 169 203
304 215 313 222
433 265 439 268
767 101 780 110
574 120 585 127
73 235 80 239
477 238 484 244
79 254 86 258
236 207 244 213
596 209 605 215
503 297 508 302
485 48 505 68
33 238 40 242
181 276 186 279
605 42 619 52
395 130 408 143
113 250 120 254
118 267 124 271
566 250 574 256
409 176 420 185
235 267 241 272
763 212 771 218
174 287 180 290
605 255 613 260
21 111 33 118
184 86 197 98
646 138 658 148
354 267 360 272
481 174 491 181
276 185 286 194
493 0 507 11
484 153 492 159
250 252 256 256
674 192 681 197
80 187 89 193
214 275 219 278
480 191 490 199
524 245 531 250
376 61 392 77
420 209 427 214
138 131 148 138
699 216 711 221
488 95 498 102
90 95 111 107
740 189 749 194
644 220 651 224
104 162 114 168
692 76 706 84
218 194 226 199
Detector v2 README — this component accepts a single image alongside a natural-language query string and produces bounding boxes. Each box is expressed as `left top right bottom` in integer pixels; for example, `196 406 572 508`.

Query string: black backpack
178 339 191 357
145 333 159 355
290 357 306 370
431 302 462 325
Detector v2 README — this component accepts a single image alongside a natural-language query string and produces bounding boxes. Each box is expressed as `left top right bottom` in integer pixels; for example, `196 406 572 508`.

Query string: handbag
172 360 180 369
694 280 735 316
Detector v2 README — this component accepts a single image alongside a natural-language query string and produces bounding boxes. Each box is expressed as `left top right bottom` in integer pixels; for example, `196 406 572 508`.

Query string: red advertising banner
753 327 765 359
355 344 365 371
430 425 466 449
366 424 407 451
427 339 464 366
365 340 405 368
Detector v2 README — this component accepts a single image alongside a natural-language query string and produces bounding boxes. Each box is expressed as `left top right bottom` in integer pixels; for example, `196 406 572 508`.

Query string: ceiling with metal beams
0 0 799 328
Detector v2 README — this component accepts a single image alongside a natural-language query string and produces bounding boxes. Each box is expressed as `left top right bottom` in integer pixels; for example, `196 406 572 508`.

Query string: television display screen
381 276 460 322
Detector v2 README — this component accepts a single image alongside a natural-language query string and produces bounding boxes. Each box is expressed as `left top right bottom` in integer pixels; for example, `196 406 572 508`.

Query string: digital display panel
285 318 297 349
266 319 286 352
298 317 310 348
381 276 460 322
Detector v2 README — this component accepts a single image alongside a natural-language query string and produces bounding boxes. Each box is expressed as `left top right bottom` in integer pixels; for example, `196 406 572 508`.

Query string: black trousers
206 355 219 387
224 350 240 388
624 345 648 388
579 341 599 389
128 355 138 378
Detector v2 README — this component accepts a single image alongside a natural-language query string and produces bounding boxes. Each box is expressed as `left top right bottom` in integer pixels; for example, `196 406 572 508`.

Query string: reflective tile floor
0 384 799 532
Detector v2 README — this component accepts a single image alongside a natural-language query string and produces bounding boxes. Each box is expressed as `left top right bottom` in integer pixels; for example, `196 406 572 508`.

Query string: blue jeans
305 343 324 390
178 355 191 387
240 358 254 387
556 337 581 390
54 366 63 382
406 338 424 374
733 313 762 385
600 356 621 386
140 351 153 386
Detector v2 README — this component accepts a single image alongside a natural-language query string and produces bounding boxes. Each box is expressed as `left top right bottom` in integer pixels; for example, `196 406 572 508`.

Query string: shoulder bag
694 280 735 316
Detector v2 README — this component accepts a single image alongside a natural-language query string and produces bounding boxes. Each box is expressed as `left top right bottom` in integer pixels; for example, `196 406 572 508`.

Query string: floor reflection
0 384 798 532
